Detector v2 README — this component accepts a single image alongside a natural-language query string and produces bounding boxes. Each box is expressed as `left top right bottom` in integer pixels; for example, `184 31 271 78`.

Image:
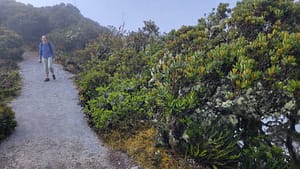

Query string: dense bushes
86 78 150 131
0 27 23 61
240 137 289 169
0 27 23 141
0 27 23 101
77 31 154 132
49 19 109 52
0 105 17 140
0 70 20 101
181 114 241 168
78 68 110 104
73 0 300 168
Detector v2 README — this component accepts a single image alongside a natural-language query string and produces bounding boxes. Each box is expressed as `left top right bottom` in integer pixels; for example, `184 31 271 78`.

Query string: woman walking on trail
39 35 56 82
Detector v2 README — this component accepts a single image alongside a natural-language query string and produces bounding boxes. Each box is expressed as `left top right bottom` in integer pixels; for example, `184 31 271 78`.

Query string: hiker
39 35 56 82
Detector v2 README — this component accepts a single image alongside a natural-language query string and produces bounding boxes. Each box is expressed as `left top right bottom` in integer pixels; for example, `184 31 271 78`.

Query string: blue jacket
39 42 55 58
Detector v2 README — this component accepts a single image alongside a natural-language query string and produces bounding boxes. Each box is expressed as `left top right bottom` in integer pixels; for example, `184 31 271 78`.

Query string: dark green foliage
229 0 299 40
0 27 22 102
6 9 50 43
77 68 109 105
0 27 24 61
86 78 150 131
69 0 300 168
0 105 17 141
0 71 20 101
49 19 109 52
182 115 241 169
0 63 19 142
0 27 22 141
240 137 290 169
0 1 50 43
44 3 81 30
75 22 162 133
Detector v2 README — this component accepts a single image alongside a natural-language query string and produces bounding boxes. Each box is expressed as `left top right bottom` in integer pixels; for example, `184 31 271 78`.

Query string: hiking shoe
44 78 50 82
52 74 56 80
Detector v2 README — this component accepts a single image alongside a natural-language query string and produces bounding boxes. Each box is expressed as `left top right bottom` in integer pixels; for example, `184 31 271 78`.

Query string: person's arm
39 43 42 63
49 42 55 57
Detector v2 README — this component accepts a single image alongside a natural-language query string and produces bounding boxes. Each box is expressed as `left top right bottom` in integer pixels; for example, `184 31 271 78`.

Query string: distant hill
0 0 109 50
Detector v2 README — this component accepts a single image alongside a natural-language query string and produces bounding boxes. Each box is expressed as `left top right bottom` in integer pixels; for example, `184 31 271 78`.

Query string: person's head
41 35 48 43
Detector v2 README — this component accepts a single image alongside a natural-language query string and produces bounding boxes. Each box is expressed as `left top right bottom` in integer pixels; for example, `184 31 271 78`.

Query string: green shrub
77 68 109 105
86 78 150 132
240 136 290 169
0 105 17 141
181 116 241 169
0 27 22 141
0 27 24 61
69 1 300 167
0 71 21 101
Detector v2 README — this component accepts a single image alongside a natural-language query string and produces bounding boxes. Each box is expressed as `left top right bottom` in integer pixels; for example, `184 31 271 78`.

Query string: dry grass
100 127 200 169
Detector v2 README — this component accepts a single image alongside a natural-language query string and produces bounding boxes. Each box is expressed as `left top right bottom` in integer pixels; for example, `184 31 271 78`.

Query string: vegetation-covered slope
0 27 23 141
0 0 109 50
73 0 300 168
0 0 299 168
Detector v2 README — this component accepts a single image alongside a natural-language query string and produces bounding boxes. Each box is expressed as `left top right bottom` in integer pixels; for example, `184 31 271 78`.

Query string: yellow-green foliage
85 78 150 131
76 0 299 168
102 127 195 169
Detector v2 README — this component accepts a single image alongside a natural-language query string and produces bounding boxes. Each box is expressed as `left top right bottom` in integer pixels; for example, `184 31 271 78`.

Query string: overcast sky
15 0 239 33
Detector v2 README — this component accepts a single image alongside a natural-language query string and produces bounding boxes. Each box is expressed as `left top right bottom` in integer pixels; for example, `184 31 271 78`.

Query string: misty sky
15 0 239 33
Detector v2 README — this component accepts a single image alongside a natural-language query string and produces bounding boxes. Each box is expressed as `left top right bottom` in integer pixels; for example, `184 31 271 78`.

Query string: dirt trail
0 52 136 169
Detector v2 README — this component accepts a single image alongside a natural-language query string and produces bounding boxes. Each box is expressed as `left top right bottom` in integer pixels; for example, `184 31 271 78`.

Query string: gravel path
0 52 136 169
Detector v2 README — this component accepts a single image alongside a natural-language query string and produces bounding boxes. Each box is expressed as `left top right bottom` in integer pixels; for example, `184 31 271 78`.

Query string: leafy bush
183 117 241 169
0 27 24 61
0 105 17 141
0 27 22 141
0 71 20 101
72 1 300 168
240 137 290 169
77 68 109 105
86 78 150 132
